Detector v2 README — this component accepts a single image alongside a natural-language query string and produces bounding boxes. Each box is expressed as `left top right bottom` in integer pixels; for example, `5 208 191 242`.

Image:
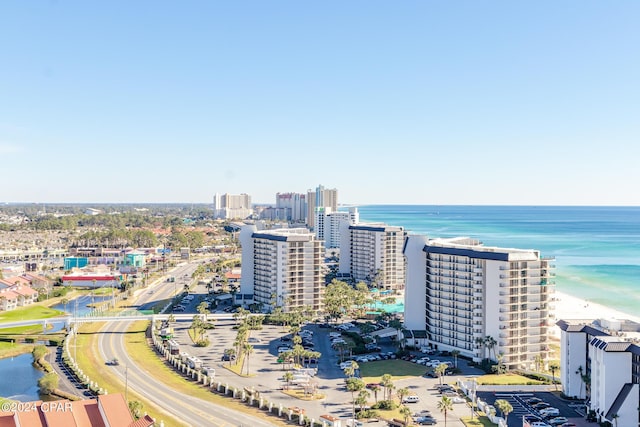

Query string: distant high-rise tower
307 185 338 229
212 193 253 219
275 192 307 222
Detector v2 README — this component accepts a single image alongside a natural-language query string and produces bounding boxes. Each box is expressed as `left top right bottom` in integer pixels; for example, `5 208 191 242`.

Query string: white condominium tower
339 223 406 290
315 207 359 249
275 192 307 222
239 226 324 312
212 193 252 219
404 236 555 370
306 184 338 229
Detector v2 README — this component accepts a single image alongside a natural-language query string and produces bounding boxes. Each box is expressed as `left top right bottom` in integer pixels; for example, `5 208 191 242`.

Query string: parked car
402 395 420 403
414 416 437 425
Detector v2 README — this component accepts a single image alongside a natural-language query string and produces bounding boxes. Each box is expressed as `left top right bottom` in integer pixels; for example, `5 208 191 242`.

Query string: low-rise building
557 318 640 426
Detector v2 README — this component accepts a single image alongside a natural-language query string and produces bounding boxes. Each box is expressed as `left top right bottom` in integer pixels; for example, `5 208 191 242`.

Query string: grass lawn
360 359 427 383
461 416 495 426
0 305 65 323
0 324 48 335
476 373 543 385
124 321 289 426
0 341 33 358
282 389 325 401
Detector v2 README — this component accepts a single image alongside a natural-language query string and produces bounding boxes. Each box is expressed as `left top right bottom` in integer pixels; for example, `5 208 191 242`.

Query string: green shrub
372 400 397 410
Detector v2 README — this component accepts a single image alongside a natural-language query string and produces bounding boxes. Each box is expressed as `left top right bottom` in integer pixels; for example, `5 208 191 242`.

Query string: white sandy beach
552 290 640 337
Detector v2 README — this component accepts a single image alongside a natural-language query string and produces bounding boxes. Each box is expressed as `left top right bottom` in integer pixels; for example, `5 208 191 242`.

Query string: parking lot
162 294 489 425
477 390 586 426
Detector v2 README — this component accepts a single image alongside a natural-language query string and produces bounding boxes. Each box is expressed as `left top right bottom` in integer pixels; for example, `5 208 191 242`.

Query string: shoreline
552 290 640 335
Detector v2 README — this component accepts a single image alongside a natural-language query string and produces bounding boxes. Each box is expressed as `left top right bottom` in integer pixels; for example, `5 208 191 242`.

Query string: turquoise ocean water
356 205 640 318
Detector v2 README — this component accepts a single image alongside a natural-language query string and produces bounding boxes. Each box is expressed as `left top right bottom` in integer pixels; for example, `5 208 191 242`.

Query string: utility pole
125 365 129 403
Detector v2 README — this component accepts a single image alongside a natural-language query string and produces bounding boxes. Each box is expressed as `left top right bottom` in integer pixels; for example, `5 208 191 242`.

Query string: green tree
485 335 497 361
399 405 412 427
437 395 454 427
346 377 365 425
396 387 410 405
37 372 59 394
381 374 394 401
242 343 254 375
388 318 404 349
344 361 360 378
355 389 370 412
283 371 294 390
370 384 381 403
197 301 210 322
128 400 144 420
549 362 560 391
495 399 513 421
435 363 448 385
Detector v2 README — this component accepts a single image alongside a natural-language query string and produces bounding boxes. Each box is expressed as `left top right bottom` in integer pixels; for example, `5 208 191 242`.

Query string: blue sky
1 1 638 205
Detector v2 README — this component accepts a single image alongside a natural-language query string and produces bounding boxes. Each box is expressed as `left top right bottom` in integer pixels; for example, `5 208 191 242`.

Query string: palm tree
370 384 381 403
61 298 69 313
438 395 454 427
346 377 364 425
344 361 360 378
534 354 543 372
242 343 254 375
495 399 513 424
484 336 497 361
549 362 559 391
223 348 236 366
355 389 370 412
396 387 409 405
197 301 210 321
451 350 460 368
475 336 486 359
576 365 584 398
283 371 294 390
381 374 394 401
399 405 412 427
435 363 448 385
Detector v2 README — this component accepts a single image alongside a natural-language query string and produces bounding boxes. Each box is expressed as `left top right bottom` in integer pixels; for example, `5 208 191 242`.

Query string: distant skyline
1 1 638 206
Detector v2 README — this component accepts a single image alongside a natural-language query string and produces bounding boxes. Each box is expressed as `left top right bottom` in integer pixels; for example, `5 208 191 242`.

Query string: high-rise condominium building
404 236 555 370
212 193 253 219
315 207 359 249
339 223 406 290
239 226 324 312
275 192 307 222
306 185 338 229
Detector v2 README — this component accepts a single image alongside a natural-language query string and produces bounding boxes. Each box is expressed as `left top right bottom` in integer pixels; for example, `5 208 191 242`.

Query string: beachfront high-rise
404 235 556 369
339 222 406 290
315 207 359 249
239 225 324 312
212 193 253 219
306 185 338 229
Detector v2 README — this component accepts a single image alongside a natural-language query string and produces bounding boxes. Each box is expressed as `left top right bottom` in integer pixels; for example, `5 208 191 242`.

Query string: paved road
95 260 275 426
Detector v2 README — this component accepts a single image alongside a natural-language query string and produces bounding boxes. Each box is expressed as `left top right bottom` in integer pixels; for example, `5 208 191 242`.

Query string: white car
451 396 466 404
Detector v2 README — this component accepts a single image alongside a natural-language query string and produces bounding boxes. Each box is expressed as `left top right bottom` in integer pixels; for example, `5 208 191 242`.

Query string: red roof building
0 394 154 427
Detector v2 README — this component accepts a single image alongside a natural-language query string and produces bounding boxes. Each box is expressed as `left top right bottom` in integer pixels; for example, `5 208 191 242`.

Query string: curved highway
96 261 275 427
